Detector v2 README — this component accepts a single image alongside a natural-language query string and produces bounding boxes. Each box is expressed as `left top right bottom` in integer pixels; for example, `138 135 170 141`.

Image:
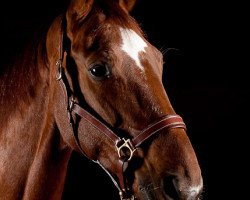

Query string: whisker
152 186 161 191
161 47 180 56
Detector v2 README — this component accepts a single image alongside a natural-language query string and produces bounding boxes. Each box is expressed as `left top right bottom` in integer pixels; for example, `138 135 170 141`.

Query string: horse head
47 0 203 199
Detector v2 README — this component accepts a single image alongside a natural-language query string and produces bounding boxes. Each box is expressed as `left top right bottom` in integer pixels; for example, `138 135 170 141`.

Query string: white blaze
119 27 147 70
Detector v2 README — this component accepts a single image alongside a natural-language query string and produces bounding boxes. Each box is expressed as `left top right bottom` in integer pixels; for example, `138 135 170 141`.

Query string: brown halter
56 17 186 200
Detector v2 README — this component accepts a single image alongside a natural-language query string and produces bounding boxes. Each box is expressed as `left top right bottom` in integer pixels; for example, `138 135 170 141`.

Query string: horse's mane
0 22 50 125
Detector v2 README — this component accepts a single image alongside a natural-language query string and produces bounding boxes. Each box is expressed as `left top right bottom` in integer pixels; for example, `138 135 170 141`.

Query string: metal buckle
67 97 75 124
68 97 75 112
116 138 136 161
56 60 62 80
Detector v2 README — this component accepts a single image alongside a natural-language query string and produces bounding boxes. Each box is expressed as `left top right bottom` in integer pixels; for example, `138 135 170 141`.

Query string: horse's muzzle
136 175 203 200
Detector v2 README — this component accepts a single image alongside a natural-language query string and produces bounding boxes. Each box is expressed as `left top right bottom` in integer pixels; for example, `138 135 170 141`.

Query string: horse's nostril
163 176 179 199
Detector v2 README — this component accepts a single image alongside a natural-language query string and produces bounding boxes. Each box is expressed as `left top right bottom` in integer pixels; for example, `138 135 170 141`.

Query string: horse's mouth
137 183 165 200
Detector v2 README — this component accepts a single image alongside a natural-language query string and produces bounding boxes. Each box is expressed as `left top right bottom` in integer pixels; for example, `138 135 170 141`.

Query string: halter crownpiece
56 16 187 200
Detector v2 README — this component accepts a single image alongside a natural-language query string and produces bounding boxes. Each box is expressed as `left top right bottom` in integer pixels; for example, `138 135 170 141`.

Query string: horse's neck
0 18 72 200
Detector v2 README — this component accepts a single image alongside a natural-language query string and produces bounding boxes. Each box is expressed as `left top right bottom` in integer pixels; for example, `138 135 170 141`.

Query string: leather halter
56 17 186 200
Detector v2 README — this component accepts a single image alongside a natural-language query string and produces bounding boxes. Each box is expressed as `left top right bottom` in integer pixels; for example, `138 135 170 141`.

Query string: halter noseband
56 17 186 200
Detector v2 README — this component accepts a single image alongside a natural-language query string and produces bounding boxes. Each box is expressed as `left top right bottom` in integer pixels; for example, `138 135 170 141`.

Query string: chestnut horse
0 0 203 199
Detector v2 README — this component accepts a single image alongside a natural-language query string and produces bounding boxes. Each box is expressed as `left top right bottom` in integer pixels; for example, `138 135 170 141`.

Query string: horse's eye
89 64 111 80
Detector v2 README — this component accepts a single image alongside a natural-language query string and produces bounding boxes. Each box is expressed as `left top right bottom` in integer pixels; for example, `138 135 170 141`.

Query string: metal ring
116 138 136 161
56 60 63 80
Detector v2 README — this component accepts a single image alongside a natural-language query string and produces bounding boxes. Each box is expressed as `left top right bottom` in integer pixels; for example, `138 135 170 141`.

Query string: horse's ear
66 0 94 37
118 0 137 12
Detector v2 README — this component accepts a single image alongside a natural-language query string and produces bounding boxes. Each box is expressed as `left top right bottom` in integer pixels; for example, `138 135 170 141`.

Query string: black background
1 0 249 199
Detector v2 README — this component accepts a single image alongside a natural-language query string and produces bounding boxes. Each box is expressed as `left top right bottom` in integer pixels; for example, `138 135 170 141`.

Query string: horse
0 0 203 199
